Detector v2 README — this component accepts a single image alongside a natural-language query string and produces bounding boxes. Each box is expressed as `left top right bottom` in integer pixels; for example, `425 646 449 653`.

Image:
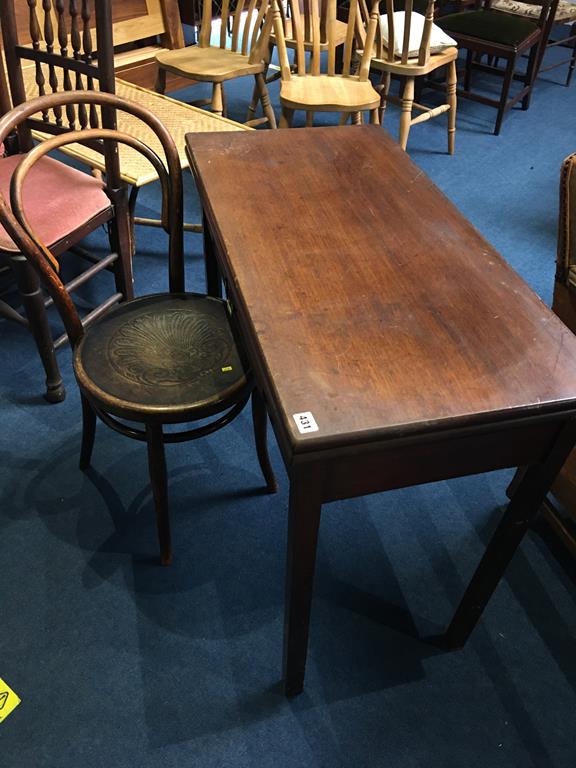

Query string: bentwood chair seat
0 91 277 567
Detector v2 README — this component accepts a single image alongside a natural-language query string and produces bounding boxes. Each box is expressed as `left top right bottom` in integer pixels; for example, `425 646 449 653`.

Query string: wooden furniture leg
255 72 277 128
443 417 576 650
79 394 97 470
494 55 515 135
203 211 222 298
279 107 294 128
251 388 278 493
9 253 65 402
283 464 323 697
447 60 457 155
146 423 172 566
399 77 415 151
378 71 391 124
211 82 224 116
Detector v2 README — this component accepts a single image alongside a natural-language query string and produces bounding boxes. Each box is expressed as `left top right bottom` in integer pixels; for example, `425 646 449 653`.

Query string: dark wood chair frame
0 90 277 565
434 0 556 134
0 0 134 403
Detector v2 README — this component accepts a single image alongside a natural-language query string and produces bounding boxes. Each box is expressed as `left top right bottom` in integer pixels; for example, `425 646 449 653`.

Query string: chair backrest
273 0 380 78
481 0 555 29
0 90 184 347
358 0 438 67
198 0 273 62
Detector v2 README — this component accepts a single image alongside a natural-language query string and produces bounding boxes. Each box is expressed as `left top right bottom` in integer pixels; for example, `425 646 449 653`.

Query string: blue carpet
1 45 576 768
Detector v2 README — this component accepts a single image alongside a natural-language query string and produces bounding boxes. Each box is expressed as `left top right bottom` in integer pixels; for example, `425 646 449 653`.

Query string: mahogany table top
187 126 576 454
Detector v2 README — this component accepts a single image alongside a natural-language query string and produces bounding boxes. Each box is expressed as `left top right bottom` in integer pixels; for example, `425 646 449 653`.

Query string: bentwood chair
0 91 277 566
490 0 576 86
156 0 277 128
436 0 556 134
358 0 458 152
272 0 381 127
0 0 134 403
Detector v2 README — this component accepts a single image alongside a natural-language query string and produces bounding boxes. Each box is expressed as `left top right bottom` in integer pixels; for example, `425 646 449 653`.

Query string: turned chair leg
255 72 277 128
145 424 172 566
9 253 65 402
211 82 225 116
399 77 415 151
79 394 97 470
279 107 294 128
447 60 457 155
251 388 278 493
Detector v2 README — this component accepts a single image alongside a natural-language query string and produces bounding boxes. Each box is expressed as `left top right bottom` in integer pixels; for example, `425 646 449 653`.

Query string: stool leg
145 424 172 566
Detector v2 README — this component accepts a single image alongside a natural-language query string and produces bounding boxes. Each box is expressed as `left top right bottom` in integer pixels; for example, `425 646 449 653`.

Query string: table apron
289 415 568 503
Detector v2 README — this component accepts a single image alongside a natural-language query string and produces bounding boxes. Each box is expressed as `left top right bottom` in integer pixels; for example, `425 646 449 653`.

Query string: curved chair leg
79 394 97 470
251 388 278 493
145 424 172 566
255 72 277 129
447 60 457 155
399 77 415 151
9 253 65 402
279 107 294 128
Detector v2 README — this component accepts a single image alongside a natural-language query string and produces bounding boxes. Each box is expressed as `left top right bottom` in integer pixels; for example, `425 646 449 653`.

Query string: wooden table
186 125 576 696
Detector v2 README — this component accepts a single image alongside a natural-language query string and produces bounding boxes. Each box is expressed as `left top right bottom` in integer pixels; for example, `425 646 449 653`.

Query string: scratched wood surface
187 126 576 452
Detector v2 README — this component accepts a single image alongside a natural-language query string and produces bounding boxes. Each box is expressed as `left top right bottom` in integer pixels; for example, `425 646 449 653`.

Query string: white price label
293 411 319 434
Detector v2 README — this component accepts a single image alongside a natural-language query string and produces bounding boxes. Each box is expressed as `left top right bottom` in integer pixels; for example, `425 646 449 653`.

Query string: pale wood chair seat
271 17 349 50
280 74 380 110
155 45 265 83
366 45 458 77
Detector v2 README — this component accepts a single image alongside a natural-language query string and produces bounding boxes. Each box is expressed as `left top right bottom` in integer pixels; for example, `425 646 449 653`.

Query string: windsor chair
155 0 277 128
358 0 458 152
272 0 381 127
0 90 277 565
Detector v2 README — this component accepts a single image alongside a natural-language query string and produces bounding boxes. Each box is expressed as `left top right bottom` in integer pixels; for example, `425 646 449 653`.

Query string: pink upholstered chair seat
0 153 111 253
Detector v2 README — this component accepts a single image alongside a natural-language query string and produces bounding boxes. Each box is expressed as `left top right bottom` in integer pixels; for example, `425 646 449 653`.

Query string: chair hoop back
0 90 184 346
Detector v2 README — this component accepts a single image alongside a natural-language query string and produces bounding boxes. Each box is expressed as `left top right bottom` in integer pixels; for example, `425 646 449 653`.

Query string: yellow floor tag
0 678 21 723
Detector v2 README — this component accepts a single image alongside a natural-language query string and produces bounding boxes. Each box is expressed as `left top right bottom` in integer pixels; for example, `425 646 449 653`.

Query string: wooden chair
1 0 251 236
8 0 187 92
0 0 134 403
490 0 576 86
358 0 458 152
436 0 556 134
155 0 278 128
272 0 381 127
0 90 277 566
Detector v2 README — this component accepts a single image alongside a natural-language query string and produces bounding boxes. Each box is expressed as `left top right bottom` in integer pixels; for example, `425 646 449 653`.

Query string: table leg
202 211 222 298
443 417 576 650
283 463 323 697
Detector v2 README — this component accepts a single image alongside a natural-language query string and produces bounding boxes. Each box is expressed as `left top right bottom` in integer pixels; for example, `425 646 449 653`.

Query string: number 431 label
293 411 319 434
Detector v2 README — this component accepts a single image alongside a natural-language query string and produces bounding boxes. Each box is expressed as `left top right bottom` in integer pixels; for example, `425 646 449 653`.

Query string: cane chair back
0 90 276 565
272 0 381 125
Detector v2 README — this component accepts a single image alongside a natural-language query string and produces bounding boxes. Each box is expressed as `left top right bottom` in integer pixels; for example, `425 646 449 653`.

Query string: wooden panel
189 126 576 455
